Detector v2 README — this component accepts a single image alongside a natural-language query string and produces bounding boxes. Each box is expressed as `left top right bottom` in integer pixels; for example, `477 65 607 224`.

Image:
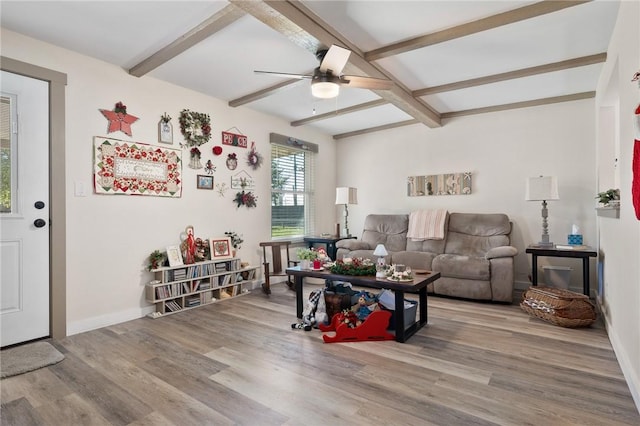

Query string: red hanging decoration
99 102 138 137
632 104 640 220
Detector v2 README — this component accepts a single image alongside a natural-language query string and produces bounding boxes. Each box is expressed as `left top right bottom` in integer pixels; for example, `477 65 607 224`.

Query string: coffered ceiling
0 1 620 140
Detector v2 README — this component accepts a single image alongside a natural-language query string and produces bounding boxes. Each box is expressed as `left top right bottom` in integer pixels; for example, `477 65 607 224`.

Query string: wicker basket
520 286 597 328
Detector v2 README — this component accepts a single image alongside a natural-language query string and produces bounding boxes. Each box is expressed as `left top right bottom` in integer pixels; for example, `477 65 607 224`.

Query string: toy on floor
319 310 394 343
351 291 379 325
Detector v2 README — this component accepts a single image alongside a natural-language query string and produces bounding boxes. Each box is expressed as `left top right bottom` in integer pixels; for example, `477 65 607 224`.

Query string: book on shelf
165 300 182 312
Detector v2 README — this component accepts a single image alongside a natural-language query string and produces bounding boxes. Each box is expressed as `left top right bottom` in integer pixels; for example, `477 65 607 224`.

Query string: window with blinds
270 133 316 239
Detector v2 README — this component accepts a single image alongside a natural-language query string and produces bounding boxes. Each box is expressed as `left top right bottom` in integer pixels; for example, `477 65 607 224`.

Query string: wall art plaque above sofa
93 136 182 197
407 172 472 196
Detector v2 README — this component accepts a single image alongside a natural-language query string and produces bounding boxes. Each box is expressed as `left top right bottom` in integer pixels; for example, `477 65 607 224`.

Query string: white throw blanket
407 209 448 241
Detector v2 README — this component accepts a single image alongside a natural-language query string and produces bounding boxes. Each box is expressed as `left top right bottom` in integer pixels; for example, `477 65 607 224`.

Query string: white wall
336 100 598 291
594 0 640 411
0 29 337 334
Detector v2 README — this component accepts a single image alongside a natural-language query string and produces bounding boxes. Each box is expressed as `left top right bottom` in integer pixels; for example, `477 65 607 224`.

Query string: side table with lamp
524 175 597 296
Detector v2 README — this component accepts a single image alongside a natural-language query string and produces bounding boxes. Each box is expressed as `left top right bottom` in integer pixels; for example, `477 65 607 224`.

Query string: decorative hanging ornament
179 109 211 147
100 101 139 136
189 147 202 169
226 152 238 170
246 141 263 170
233 190 257 208
204 160 216 175
213 145 223 156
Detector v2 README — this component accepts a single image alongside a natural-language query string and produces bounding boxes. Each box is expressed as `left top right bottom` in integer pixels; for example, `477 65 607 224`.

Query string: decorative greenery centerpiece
596 188 620 206
329 258 376 276
225 231 243 250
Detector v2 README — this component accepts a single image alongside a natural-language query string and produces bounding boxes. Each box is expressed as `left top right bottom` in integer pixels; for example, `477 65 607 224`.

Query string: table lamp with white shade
373 244 388 278
335 187 357 237
526 176 559 248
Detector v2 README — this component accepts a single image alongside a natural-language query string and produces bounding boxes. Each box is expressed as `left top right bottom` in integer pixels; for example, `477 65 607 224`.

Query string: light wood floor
2 283 638 426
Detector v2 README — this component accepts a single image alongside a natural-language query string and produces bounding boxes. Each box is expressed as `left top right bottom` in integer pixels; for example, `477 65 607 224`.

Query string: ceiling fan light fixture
311 81 340 99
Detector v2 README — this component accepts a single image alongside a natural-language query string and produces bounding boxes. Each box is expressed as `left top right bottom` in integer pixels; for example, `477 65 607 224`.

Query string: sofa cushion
391 251 437 270
360 214 408 252
432 254 490 281
444 213 511 257
433 277 492 300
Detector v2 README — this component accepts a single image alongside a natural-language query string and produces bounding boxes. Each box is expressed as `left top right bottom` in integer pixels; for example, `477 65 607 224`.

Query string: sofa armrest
336 239 370 251
485 246 518 259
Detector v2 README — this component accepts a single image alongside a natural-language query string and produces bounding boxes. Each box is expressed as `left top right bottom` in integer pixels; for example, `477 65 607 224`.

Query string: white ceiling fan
254 44 393 99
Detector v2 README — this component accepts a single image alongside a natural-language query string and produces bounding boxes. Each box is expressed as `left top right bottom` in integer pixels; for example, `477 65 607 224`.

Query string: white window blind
270 134 316 239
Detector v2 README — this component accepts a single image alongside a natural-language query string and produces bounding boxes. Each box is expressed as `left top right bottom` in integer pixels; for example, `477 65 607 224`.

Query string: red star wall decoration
100 101 138 136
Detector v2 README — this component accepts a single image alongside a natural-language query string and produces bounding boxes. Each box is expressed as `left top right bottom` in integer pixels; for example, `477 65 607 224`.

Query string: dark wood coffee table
286 267 440 343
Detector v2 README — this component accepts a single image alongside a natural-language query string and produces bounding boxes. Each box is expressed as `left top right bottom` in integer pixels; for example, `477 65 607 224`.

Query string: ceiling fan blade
340 75 393 90
254 70 312 80
319 45 351 75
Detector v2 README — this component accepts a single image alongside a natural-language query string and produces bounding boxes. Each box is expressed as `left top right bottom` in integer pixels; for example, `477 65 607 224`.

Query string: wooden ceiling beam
441 92 595 119
366 1 591 61
230 0 441 128
129 4 245 77
290 99 388 126
414 53 606 97
334 92 594 140
228 78 303 107
333 119 419 140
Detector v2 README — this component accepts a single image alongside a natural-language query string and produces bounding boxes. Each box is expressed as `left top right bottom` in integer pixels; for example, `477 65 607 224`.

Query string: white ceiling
0 1 620 139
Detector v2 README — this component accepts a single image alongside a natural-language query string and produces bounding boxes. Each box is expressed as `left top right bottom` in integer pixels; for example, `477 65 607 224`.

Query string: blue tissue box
568 234 583 245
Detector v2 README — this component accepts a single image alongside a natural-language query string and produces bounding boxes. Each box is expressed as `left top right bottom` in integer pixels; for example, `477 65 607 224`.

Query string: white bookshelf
145 258 259 318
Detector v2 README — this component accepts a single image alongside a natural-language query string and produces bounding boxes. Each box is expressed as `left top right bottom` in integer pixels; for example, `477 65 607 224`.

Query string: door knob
34 201 45 209
34 219 46 228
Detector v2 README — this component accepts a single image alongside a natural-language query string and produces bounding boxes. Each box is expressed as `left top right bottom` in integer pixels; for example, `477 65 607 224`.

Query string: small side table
525 246 597 296
303 235 354 260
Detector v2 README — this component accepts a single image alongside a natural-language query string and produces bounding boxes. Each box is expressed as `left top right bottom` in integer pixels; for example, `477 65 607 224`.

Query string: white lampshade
311 81 340 99
525 176 559 201
335 187 358 205
373 244 388 257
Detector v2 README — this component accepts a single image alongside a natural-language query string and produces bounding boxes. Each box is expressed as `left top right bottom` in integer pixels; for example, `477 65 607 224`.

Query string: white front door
0 70 50 347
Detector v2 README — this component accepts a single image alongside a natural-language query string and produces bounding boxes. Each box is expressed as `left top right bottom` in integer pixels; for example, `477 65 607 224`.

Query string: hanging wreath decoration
234 190 257 208
179 109 211 147
246 141 263 170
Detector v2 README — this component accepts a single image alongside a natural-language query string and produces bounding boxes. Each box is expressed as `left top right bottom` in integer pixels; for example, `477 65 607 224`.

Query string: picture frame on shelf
197 174 214 190
166 245 184 267
209 237 233 260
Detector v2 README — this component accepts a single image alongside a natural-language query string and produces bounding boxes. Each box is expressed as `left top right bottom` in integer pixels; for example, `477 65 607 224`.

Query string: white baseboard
599 303 640 414
67 306 154 336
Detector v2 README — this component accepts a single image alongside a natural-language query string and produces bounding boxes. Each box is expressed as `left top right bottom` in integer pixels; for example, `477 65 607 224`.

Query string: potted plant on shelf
225 231 243 257
297 248 318 270
596 188 620 207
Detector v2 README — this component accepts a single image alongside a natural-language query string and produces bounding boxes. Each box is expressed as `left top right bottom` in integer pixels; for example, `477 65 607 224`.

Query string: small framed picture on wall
158 118 173 144
197 175 214 190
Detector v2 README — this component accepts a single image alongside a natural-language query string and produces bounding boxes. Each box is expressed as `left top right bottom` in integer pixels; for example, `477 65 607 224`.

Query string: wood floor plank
46 350 154 426
34 393 113 426
0 397 44 426
0 367 73 409
1 283 637 425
